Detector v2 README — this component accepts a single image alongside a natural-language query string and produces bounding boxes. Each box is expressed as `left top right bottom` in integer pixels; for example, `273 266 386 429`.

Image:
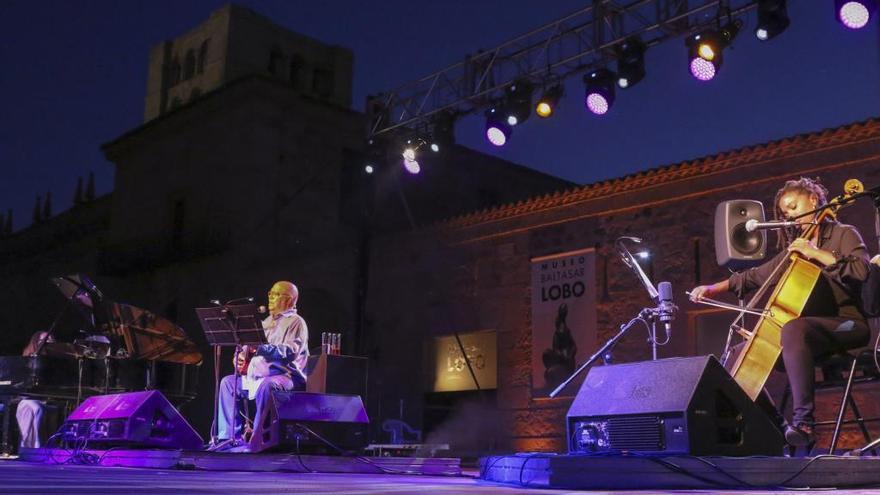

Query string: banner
432 329 497 392
530 248 596 397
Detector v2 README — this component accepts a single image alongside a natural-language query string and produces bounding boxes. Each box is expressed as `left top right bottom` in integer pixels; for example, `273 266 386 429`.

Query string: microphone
656 281 675 339
616 236 642 244
745 219 801 232
225 296 255 305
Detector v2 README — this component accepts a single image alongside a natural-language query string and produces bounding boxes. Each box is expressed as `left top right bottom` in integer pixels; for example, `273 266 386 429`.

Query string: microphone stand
549 310 651 398
548 237 663 398
616 237 662 360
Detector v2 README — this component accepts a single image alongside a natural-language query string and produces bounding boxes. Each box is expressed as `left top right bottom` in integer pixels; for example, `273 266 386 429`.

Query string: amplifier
58 390 203 450
566 355 784 456
248 391 369 454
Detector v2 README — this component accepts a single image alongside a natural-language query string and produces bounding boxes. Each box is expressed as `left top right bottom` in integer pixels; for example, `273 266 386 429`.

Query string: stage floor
4 459 880 495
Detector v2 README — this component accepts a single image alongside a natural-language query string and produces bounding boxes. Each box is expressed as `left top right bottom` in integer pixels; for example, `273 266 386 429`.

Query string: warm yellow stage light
536 101 553 118
698 43 716 61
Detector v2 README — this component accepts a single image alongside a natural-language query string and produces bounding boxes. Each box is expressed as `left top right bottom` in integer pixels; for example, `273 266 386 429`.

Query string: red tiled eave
443 117 880 229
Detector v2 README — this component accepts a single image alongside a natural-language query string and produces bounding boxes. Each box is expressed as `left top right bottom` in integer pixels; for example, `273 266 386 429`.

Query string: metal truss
367 0 759 138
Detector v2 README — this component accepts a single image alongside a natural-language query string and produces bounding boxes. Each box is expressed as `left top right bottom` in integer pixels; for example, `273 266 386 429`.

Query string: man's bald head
268 281 298 315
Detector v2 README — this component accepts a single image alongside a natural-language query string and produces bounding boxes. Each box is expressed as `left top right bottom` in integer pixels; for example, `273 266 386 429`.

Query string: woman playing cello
691 177 872 446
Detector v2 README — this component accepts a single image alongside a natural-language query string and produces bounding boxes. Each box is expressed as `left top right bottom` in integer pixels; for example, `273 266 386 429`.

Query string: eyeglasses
268 292 289 298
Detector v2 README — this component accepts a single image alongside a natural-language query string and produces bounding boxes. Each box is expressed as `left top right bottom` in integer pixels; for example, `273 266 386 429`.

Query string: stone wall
367 119 880 453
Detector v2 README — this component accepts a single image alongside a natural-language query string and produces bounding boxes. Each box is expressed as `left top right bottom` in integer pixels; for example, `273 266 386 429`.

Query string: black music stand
195 304 266 449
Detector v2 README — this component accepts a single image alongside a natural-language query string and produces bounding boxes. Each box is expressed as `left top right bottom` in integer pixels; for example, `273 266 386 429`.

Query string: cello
729 179 864 400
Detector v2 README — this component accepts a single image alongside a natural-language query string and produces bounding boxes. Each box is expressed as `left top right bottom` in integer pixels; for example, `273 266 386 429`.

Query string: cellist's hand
871 254 880 266
690 285 716 302
788 238 819 259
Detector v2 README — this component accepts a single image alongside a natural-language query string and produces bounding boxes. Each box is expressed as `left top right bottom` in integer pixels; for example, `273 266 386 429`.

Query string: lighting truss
367 0 760 139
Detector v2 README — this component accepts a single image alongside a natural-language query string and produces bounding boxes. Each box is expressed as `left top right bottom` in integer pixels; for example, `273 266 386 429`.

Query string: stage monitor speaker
714 199 766 269
58 390 203 450
566 355 784 456
249 391 369 454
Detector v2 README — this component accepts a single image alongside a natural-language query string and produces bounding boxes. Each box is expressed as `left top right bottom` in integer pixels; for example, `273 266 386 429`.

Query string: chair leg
829 357 859 453
846 394 872 445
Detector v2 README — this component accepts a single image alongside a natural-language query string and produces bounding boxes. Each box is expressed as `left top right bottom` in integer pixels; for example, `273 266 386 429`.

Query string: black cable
517 452 557 487
293 422 462 476
772 454 839 486
292 436 316 473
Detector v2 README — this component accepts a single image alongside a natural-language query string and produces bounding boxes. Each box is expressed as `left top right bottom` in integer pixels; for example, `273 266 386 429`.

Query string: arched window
184 49 196 80
169 56 181 86
197 39 209 74
312 68 334 98
289 54 305 89
268 46 283 76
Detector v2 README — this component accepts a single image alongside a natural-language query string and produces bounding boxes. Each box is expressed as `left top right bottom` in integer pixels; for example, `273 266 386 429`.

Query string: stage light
535 84 563 118
636 251 650 260
689 57 717 81
755 0 790 40
401 145 420 174
615 37 647 89
364 137 384 175
583 69 615 115
485 107 511 147
836 0 876 29
503 80 534 126
685 21 740 82
428 111 455 152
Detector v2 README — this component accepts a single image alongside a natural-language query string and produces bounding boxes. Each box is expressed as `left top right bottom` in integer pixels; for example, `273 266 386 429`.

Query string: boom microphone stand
549 237 671 398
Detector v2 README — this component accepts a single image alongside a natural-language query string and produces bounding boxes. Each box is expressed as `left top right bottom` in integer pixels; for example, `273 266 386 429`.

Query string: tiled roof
444 117 880 229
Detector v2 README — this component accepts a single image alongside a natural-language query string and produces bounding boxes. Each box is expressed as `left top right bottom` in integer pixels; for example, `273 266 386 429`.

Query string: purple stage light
585 93 609 115
402 148 420 174
689 57 716 81
486 125 508 146
403 158 420 174
838 1 873 29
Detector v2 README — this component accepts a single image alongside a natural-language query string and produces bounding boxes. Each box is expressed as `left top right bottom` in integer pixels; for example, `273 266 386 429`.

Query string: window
169 57 181 86
268 47 283 75
312 68 334 98
289 54 305 89
197 39 209 74
184 49 196 80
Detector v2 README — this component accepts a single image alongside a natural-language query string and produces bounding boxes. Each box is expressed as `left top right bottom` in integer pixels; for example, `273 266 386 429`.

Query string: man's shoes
784 423 815 447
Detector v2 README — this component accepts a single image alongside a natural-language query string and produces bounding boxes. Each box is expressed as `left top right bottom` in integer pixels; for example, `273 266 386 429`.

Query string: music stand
195 303 266 449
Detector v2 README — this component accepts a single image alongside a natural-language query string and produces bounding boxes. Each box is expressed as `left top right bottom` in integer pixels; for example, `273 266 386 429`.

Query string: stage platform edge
15 447 460 476
479 452 880 490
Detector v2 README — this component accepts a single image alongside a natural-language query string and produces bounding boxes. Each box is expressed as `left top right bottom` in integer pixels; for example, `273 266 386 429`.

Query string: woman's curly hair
773 177 828 247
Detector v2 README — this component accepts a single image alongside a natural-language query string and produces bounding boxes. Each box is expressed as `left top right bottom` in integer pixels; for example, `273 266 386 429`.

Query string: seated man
216 281 309 445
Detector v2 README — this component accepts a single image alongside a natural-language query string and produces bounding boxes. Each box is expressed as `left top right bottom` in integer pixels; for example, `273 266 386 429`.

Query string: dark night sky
1 1 878 231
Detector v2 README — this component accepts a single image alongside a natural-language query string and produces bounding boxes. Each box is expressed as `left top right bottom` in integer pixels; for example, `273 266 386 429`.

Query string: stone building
143 4 353 121
0 4 571 438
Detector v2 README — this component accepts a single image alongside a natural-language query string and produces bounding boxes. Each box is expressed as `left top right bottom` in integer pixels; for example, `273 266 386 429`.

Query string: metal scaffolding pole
367 0 759 138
